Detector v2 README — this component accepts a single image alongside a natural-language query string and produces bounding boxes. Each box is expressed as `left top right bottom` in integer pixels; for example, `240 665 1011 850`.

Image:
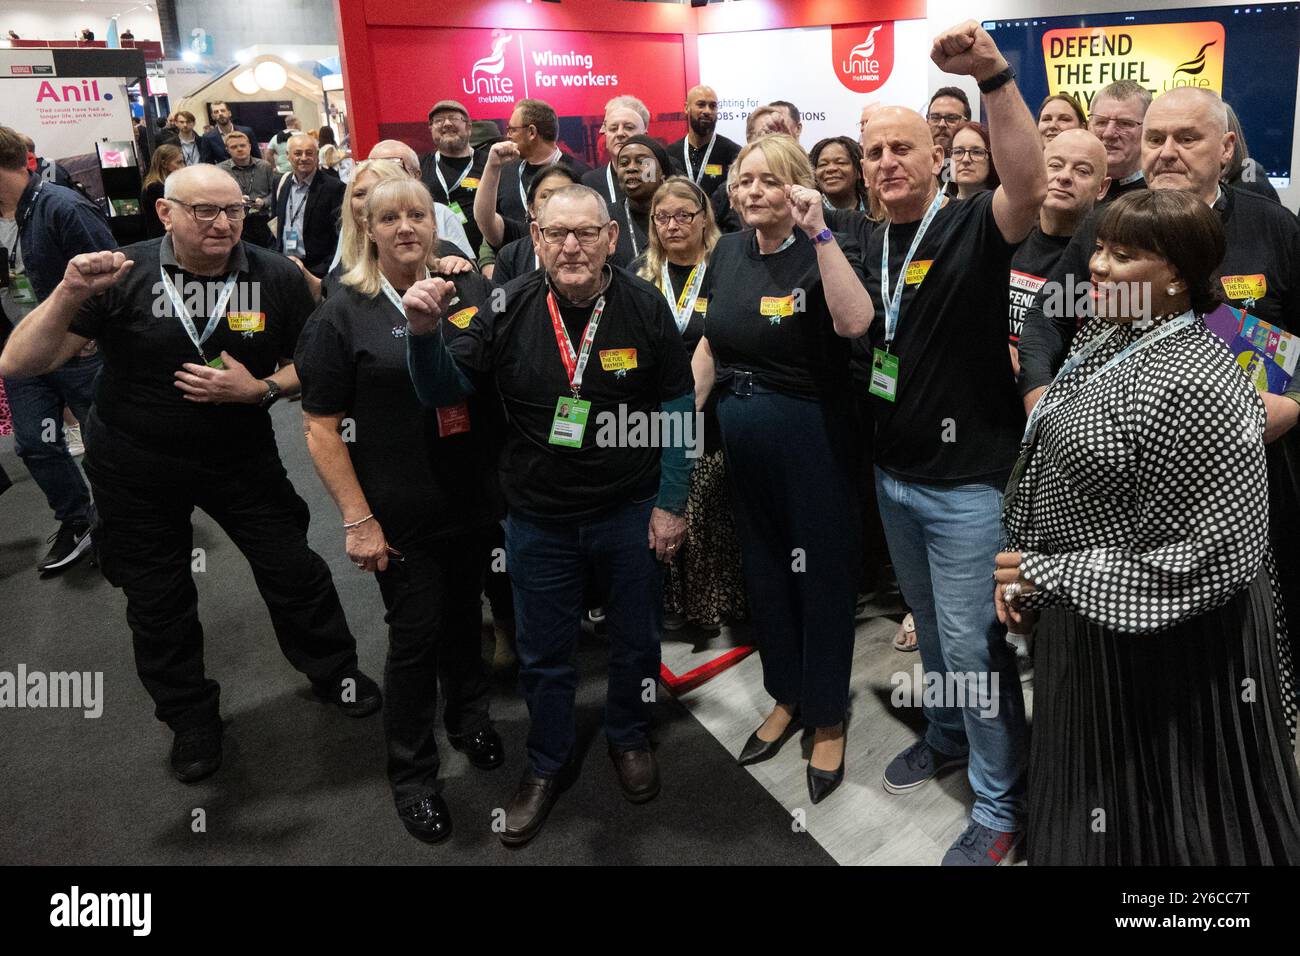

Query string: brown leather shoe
499 772 562 847
610 746 660 803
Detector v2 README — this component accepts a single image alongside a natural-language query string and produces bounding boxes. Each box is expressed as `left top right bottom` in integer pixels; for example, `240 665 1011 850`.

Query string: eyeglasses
539 225 606 245
169 199 247 222
431 115 466 127
927 113 964 126
951 147 989 161
504 125 534 136
1089 115 1141 133
652 210 701 226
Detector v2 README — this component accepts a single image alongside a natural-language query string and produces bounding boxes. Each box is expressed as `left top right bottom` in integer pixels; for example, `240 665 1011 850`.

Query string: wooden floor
661 600 1034 866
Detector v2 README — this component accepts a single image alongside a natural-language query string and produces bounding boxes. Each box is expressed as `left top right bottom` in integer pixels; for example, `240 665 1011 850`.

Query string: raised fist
402 276 458 335
785 184 828 238
487 140 521 169
63 251 133 301
931 21 1009 83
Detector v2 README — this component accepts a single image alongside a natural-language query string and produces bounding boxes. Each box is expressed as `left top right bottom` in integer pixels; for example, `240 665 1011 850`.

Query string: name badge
227 311 265 332
10 273 36 305
868 348 899 402
448 200 469 224
205 355 226 370
447 305 478 329
436 402 471 437
284 227 303 255
704 164 723 177
599 348 637 371
548 396 591 448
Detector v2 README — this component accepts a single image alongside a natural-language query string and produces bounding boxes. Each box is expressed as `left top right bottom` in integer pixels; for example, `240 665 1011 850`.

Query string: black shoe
807 760 846 804
448 727 505 770
397 794 452 844
500 771 565 847
737 709 801 766
609 746 660 803
311 669 382 717
38 521 92 573
170 722 223 783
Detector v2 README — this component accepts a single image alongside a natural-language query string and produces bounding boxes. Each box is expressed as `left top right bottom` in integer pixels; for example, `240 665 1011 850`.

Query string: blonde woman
692 135 872 803
296 177 505 845
632 176 745 633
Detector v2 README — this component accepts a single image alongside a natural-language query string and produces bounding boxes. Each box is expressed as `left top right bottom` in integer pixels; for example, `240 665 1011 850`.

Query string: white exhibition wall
0 1 163 45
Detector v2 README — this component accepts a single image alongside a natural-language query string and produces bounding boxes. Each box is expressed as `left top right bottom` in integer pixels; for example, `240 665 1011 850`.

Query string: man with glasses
419 100 488 257
403 183 694 847
273 133 345 278
0 164 381 784
926 86 971 156
491 98 591 228
1086 80 1151 205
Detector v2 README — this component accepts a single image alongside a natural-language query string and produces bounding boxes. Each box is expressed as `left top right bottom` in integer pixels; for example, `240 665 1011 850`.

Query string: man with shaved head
1018 84 1300 664
854 21 1046 866
273 131 344 277
0 163 381 784
368 139 473 257
669 84 741 199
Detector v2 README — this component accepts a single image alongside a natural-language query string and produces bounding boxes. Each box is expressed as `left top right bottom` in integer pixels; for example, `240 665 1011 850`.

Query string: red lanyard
545 290 606 397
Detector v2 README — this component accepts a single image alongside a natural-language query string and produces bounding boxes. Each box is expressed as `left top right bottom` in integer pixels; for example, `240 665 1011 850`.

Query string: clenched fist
62 251 133 301
401 277 459 335
486 140 521 169
786 184 829 239
931 21 1009 83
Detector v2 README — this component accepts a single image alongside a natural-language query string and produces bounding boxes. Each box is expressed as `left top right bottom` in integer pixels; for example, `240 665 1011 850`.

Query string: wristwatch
978 65 1017 95
811 227 835 245
259 378 282 408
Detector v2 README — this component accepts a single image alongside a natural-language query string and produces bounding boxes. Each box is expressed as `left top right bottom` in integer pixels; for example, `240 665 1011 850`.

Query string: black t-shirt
492 236 538 286
863 190 1024 483
420 149 488 256
446 266 693 521
705 229 862 401
1009 226 1071 345
581 162 622 205
610 199 650 267
1097 172 1146 206
494 152 592 226
296 271 502 547
69 237 313 457
321 239 469 301
668 133 741 200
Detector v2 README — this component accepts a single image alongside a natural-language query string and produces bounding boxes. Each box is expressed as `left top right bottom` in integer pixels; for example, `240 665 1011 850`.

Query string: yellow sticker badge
1220 274 1267 302
460 177 480 190
447 306 478 329
904 260 933 286
694 297 709 314
226 312 265 332
760 295 795 321
704 164 723 177
600 348 638 372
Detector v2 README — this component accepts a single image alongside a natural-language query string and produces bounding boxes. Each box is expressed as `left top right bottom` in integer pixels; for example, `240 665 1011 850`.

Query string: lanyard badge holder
434 152 474 224
683 133 717 186
870 190 944 402
160 266 239 368
546 290 606 447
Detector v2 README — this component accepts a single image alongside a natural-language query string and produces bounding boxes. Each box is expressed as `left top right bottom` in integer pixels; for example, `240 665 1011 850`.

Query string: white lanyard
159 266 239 360
623 199 643 258
683 133 716 185
433 152 473 199
518 147 562 215
378 267 431 320
605 165 617 203
1023 311 1196 445
660 260 706 333
880 189 945 349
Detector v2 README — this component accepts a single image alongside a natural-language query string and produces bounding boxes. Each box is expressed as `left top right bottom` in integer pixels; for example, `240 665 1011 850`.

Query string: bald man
368 139 473 257
1018 86 1300 665
0 163 380 783
668 84 741 198
273 132 344 277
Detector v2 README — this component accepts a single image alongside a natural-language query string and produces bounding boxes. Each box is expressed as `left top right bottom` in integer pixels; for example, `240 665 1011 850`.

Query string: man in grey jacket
218 130 277 248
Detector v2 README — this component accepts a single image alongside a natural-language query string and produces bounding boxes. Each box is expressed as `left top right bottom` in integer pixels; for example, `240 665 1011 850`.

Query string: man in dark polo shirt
0 165 380 784
667 85 741 201
488 98 591 228
404 183 694 847
862 22 1046 866
419 99 488 259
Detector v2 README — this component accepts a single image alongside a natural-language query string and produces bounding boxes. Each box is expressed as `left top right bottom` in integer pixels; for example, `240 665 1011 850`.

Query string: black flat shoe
449 727 505 770
807 759 845 804
736 710 801 766
398 794 452 844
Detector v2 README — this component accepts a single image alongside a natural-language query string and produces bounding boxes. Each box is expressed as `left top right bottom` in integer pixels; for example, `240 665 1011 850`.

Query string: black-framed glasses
539 225 606 245
504 124 534 135
951 147 989 161
652 210 701 226
927 112 964 126
169 199 247 222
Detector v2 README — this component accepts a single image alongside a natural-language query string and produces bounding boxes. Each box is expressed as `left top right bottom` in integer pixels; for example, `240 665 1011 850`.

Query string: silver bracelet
343 513 374 531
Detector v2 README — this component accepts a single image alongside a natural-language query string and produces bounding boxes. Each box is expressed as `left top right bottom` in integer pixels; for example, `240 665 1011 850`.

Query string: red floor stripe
660 645 756 695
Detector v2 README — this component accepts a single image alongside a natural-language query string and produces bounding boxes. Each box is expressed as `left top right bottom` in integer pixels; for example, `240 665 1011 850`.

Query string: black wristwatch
977 65 1017 94
259 378 282 408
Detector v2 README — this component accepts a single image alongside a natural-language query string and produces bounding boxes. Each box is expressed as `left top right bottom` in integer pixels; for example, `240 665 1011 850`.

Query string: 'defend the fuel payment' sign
1041 22 1225 112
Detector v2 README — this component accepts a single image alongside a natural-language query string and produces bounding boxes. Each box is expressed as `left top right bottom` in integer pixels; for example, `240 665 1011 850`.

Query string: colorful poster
1205 304 1297 395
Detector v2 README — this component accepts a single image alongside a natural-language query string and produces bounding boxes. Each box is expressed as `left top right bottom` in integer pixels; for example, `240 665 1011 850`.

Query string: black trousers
83 413 358 731
375 531 494 807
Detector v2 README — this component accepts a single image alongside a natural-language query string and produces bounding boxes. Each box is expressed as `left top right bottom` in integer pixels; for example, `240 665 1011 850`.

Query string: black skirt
1028 568 1300 865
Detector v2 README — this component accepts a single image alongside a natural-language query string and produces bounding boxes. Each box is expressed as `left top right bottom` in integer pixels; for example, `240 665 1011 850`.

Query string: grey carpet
0 404 832 865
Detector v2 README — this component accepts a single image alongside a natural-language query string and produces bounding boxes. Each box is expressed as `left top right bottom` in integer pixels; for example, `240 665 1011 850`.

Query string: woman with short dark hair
997 189 1300 864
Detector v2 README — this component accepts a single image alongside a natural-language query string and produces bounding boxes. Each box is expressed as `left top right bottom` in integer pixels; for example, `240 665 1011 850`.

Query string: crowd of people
2 19 1299 866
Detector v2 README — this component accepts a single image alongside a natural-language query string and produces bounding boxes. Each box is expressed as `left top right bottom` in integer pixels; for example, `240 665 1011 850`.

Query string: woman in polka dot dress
998 190 1300 865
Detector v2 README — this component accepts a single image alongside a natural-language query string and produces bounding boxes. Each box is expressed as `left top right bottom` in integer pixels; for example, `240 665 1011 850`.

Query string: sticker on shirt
447 306 478 329
704 164 723 178
760 294 795 325
436 402 471 437
1220 274 1267 308
548 397 591 448
694 297 709 314
460 177 480 190
227 311 265 333
904 260 933 286
600 348 637 378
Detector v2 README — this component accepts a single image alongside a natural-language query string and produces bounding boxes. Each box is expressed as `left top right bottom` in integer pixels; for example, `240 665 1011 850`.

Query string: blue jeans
505 498 661 777
3 353 99 524
875 467 1027 832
